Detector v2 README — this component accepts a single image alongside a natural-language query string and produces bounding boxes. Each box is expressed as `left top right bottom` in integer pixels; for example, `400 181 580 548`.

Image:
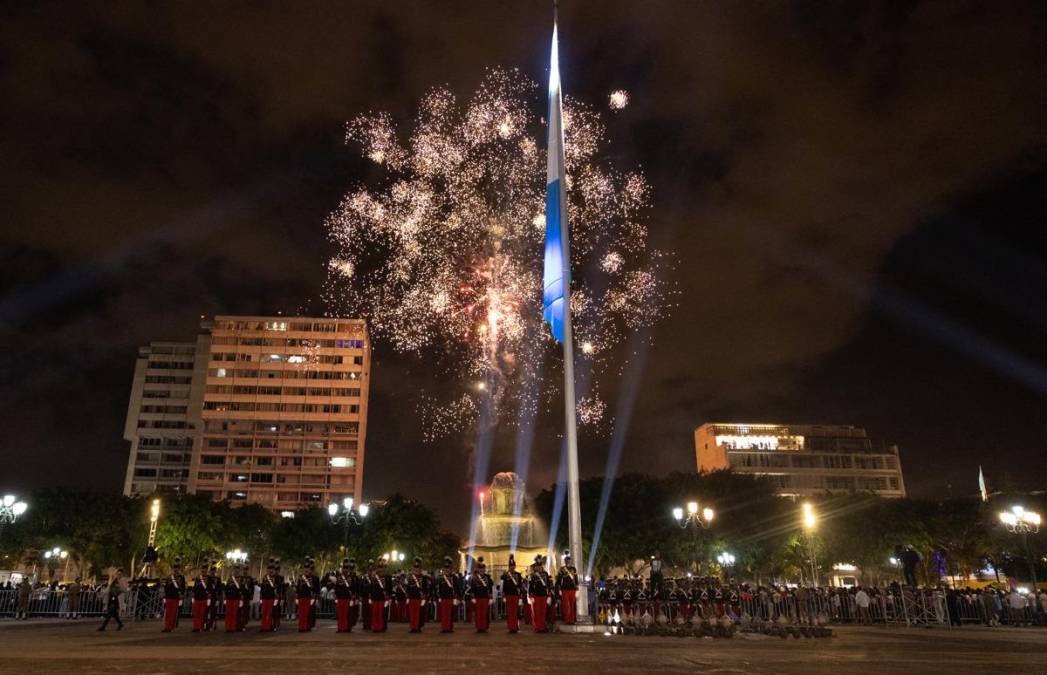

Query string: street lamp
999 505 1041 589
672 500 714 529
716 551 736 580
0 495 29 532
382 550 406 564
225 549 248 565
328 497 369 549
801 502 819 586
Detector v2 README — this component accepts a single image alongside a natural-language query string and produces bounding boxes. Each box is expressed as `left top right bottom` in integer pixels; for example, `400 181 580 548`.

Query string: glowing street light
716 551 736 579
225 549 248 564
0 494 29 528
802 502 817 530
999 505 1041 589
329 497 368 548
673 500 714 529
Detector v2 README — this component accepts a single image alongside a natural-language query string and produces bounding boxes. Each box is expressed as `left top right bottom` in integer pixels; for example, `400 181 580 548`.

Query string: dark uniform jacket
501 570 523 597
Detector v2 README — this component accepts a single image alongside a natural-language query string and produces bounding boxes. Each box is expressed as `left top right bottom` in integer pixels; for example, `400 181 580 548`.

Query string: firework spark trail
325 71 672 441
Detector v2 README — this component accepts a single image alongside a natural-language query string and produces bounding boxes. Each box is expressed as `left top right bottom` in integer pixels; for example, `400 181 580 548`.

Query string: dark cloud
2 1 1046 531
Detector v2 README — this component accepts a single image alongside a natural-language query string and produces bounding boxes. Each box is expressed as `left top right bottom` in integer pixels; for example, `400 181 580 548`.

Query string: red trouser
546 598 556 625
162 598 179 631
474 598 490 631
562 590 577 624
505 595 520 632
297 598 311 631
532 597 548 631
408 598 423 631
260 599 274 631
224 600 240 632
438 598 454 631
371 600 386 632
336 598 350 632
191 599 207 630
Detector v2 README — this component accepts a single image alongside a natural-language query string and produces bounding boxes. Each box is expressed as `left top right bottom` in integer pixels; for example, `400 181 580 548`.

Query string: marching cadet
556 550 579 625
273 558 285 631
306 557 321 630
296 561 314 632
205 561 221 631
334 559 353 633
260 560 278 632
469 557 491 633
358 561 372 631
161 557 186 632
540 556 557 629
501 555 523 634
405 557 428 633
344 559 360 631
224 566 243 633
435 556 460 633
528 556 549 633
190 570 209 632
369 563 388 632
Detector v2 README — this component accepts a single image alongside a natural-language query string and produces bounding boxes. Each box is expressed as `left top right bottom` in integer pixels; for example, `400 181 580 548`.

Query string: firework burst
324 69 672 435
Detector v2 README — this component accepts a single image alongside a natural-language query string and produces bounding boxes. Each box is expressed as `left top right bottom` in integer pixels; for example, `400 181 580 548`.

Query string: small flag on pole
542 18 567 343
978 465 988 502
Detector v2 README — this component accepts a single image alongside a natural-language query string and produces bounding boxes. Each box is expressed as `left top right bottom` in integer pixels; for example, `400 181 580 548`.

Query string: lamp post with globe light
999 505 1041 589
328 497 369 550
716 551 736 580
801 502 819 586
0 495 29 538
672 500 715 574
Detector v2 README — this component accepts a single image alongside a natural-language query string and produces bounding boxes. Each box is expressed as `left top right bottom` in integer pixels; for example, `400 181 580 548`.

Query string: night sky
2 1 1046 532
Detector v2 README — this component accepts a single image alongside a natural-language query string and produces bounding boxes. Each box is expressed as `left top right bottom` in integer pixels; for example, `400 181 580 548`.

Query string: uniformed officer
161 557 186 632
501 555 523 634
529 556 549 633
344 559 360 631
239 567 253 630
334 558 353 633
436 556 460 633
190 569 209 632
556 550 579 625
260 559 278 632
306 558 321 629
205 561 221 631
296 560 314 632
369 562 388 632
406 557 428 633
224 565 242 633
272 558 285 630
468 557 491 633
358 561 372 631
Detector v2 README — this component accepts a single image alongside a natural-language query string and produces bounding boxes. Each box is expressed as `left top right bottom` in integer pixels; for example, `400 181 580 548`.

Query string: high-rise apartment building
695 423 906 498
122 342 200 496
122 316 371 511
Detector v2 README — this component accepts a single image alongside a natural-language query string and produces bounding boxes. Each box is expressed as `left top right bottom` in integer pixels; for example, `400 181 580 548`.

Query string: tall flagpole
552 0 589 623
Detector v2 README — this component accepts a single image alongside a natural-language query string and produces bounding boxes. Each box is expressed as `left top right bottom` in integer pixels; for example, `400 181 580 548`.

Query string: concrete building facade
123 316 371 511
694 423 906 498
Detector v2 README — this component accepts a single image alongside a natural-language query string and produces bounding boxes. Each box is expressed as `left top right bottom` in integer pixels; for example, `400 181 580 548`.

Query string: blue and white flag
542 20 568 343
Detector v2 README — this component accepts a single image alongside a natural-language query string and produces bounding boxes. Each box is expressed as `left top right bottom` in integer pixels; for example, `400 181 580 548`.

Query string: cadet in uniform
406 557 428 633
369 563 388 632
205 561 221 631
557 551 579 625
190 570 209 632
296 561 314 632
306 558 321 630
436 556 460 633
260 560 278 632
224 566 243 632
529 556 549 633
334 558 353 633
161 557 186 632
344 559 360 631
358 561 372 631
469 557 491 633
501 555 523 633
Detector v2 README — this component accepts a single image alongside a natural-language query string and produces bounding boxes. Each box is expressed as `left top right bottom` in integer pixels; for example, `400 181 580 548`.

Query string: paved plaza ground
0 620 1043 674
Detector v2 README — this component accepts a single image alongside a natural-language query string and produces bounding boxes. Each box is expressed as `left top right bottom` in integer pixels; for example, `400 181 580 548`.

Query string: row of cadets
161 557 186 632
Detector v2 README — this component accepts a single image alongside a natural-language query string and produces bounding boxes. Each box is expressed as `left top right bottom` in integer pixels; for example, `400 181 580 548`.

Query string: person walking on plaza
557 551 579 625
469 558 491 633
66 577 82 619
406 557 428 633
529 557 549 633
161 558 186 632
97 569 124 632
502 555 523 634
436 557 460 633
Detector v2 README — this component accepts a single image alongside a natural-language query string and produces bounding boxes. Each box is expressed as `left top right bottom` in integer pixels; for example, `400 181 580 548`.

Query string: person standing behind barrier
899 546 921 588
66 577 82 619
97 570 124 631
14 577 31 620
855 587 871 624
